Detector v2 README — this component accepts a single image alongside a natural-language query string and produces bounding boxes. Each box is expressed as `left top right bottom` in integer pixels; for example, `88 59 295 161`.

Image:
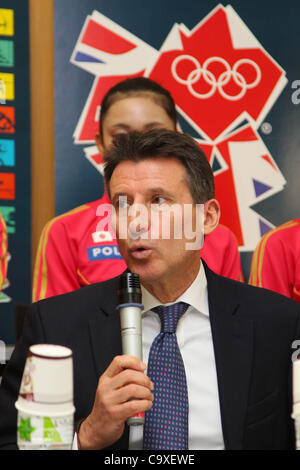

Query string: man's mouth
129 244 153 259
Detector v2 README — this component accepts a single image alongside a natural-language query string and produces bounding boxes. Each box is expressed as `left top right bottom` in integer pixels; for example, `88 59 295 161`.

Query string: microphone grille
118 272 142 304
128 273 141 289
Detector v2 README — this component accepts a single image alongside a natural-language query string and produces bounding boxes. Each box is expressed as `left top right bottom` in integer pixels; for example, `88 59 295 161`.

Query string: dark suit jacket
1 262 300 450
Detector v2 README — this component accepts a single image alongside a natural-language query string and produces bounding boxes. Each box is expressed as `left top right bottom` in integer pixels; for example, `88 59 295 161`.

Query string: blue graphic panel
0 139 15 166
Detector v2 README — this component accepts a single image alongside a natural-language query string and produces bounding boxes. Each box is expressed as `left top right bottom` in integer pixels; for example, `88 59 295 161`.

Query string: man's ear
95 132 105 155
203 199 220 235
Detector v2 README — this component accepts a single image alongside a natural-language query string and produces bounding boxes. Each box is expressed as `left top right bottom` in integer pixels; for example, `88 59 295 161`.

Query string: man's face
110 157 203 287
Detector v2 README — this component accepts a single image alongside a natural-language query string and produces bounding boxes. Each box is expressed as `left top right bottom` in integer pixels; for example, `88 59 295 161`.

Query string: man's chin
125 261 160 286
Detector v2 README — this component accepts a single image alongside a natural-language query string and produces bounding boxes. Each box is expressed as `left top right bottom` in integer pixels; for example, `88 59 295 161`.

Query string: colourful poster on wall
0 0 31 345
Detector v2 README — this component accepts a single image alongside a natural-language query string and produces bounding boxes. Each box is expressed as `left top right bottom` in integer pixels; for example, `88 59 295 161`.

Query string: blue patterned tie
143 302 189 450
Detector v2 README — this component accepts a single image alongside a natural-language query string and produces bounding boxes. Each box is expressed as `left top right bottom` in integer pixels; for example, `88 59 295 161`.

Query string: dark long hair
99 77 178 135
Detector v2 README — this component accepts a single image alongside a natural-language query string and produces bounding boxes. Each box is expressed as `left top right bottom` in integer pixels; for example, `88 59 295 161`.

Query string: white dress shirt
129 262 224 450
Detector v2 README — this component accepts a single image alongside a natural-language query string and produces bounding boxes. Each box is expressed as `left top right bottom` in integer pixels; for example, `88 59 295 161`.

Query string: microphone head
118 272 142 304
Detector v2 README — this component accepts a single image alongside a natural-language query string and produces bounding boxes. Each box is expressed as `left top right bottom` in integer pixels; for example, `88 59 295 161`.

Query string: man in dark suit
0 129 300 450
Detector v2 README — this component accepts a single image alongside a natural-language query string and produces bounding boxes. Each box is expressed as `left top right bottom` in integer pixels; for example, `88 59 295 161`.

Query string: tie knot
153 302 189 333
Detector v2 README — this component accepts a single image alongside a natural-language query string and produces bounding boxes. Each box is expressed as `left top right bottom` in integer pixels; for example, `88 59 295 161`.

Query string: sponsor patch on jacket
87 245 122 261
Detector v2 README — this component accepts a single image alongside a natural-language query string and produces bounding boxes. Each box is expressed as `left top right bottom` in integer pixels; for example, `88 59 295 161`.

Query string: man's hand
77 355 154 450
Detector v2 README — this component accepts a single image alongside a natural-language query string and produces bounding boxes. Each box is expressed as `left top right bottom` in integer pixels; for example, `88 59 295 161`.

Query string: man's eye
152 196 167 204
116 197 130 209
151 196 169 212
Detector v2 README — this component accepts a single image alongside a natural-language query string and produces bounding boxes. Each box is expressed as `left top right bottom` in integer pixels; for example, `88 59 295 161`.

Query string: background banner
0 0 31 344
54 0 299 280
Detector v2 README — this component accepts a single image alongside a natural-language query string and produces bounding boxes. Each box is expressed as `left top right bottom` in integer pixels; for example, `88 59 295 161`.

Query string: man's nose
128 203 150 239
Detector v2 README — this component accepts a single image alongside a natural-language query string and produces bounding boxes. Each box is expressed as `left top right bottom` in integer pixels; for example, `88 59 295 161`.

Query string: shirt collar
141 261 209 317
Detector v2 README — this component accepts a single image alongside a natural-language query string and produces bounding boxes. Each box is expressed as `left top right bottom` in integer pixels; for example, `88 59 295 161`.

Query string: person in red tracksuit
33 77 243 302
249 218 300 303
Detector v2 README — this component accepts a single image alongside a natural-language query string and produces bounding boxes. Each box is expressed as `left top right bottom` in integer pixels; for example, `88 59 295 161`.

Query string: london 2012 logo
70 4 287 251
171 55 261 101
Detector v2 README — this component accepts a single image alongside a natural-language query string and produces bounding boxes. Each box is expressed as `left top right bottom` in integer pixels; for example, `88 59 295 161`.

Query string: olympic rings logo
171 55 261 101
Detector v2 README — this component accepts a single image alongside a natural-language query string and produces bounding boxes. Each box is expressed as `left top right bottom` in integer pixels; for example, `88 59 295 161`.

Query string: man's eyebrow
111 188 174 203
146 187 174 198
111 192 129 204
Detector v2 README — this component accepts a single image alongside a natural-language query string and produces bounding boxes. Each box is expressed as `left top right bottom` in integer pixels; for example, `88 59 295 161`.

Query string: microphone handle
120 304 143 359
119 303 144 426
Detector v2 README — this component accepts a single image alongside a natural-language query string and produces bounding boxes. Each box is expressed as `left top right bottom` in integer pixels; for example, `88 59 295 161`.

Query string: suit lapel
204 263 254 450
88 305 122 376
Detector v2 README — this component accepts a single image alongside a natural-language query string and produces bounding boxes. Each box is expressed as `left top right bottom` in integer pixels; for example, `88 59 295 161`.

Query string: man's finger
109 368 153 391
111 399 153 423
102 355 146 379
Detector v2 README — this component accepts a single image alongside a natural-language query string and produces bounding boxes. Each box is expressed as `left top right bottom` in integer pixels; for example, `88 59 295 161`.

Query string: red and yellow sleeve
0 213 8 292
249 221 298 298
32 214 82 302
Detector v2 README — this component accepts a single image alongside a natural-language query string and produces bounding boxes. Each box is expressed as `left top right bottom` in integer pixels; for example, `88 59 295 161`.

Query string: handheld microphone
117 271 144 426
292 358 300 449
